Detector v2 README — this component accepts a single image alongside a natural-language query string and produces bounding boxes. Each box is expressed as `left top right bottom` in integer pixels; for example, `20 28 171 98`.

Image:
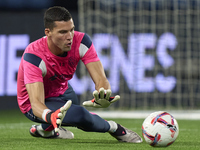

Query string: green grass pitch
0 109 199 150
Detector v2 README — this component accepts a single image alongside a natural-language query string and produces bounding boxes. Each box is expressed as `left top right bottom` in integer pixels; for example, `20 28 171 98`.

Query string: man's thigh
58 83 79 105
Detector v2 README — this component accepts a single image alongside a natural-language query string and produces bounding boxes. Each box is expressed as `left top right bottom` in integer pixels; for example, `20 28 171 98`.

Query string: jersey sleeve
23 53 46 84
79 33 100 64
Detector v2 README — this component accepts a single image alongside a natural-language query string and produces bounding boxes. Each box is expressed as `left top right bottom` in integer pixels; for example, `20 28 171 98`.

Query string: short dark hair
44 6 72 30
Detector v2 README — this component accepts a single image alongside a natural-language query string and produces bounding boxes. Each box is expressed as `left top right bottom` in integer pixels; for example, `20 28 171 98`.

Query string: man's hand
82 88 120 108
45 100 72 132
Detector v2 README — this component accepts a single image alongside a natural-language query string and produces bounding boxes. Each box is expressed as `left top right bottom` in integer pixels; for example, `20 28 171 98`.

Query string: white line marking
91 110 200 120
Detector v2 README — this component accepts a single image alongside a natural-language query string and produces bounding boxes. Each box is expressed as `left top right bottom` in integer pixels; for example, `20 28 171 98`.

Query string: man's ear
45 28 51 36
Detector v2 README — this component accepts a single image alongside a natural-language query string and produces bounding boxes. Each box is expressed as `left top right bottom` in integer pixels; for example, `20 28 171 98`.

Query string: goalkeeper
17 6 142 143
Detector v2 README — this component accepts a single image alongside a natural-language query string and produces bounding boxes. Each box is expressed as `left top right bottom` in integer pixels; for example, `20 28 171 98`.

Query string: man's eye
60 31 66 34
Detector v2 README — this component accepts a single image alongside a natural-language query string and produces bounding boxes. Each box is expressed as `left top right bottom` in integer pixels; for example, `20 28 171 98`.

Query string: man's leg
45 98 143 143
27 98 142 142
45 98 110 132
27 83 142 142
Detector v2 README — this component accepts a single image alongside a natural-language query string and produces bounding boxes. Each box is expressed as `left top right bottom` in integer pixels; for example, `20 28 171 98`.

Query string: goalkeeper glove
43 100 72 132
82 87 120 108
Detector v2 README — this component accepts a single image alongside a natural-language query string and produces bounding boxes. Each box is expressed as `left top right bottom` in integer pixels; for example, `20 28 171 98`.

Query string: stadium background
0 0 199 113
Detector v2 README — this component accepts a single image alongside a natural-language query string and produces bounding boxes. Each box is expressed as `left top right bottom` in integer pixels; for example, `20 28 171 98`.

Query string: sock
108 121 126 136
37 125 54 137
42 124 54 131
108 121 118 133
112 124 127 136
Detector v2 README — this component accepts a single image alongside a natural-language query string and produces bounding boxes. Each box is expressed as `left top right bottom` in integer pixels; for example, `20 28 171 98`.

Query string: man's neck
57 52 68 57
47 38 63 56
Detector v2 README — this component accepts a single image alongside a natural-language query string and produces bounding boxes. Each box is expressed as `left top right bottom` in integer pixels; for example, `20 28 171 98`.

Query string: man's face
46 19 75 54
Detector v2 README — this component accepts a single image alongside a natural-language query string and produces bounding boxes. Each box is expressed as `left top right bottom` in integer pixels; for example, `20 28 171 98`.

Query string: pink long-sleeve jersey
17 31 100 113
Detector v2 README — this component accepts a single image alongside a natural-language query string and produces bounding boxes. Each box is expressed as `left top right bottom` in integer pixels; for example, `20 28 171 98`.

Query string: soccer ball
142 111 179 147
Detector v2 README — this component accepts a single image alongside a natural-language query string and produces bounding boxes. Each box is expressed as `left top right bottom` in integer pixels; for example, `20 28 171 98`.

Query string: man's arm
83 61 120 108
25 82 47 119
25 82 72 132
85 61 110 91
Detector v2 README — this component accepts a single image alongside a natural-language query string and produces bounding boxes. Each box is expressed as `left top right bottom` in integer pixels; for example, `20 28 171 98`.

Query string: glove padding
47 100 72 132
83 88 120 108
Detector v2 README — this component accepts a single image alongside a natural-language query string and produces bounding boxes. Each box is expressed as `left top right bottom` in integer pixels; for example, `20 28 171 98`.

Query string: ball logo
167 124 177 138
